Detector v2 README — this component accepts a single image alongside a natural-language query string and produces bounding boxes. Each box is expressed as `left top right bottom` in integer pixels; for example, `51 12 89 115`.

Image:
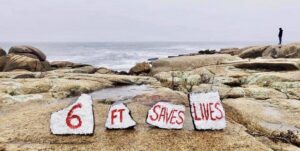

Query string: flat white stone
50 94 94 135
189 91 226 130
146 102 185 129
105 102 136 129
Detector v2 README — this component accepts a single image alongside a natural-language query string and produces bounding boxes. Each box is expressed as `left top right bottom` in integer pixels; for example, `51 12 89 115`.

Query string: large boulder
8 45 47 61
0 56 7 71
3 54 50 72
238 43 300 59
0 48 6 56
129 62 151 75
238 45 269 58
275 43 300 58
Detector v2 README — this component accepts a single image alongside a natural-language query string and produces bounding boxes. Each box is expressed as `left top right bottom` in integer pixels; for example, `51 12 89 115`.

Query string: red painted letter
176 110 184 124
111 109 118 125
193 103 201 120
150 105 161 121
215 102 224 120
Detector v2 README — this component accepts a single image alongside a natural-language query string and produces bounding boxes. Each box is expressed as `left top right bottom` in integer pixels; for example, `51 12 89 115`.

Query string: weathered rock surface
96 67 115 74
2 43 300 150
3 54 50 72
151 54 241 74
129 62 151 75
223 98 300 146
8 45 47 61
0 70 160 104
0 56 7 71
238 45 269 58
0 92 271 151
0 47 6 56
235 43 300 59
234 59 300 71
219 47 242 56
50 61 90 69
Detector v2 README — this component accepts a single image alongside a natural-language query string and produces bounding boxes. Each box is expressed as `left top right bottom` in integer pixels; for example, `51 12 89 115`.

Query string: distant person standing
278 28 283 45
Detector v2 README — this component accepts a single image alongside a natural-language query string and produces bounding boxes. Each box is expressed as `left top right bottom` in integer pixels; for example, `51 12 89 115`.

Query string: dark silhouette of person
278 28 283 45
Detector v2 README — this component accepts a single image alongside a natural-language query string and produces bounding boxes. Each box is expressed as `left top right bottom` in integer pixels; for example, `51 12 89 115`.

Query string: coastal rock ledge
1 43 300 150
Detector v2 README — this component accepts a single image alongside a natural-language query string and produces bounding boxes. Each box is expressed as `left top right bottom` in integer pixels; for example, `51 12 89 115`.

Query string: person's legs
279 36 282 45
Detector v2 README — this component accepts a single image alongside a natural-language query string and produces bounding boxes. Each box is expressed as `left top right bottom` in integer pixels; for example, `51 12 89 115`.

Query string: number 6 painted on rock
50 94 94 135
66 103 82 129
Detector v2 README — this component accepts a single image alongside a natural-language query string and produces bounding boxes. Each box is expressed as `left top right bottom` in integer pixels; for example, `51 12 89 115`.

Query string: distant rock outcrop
235 43 300 59
0 56 7 71
219 48 241 56
1 45 50 72
3 54 50 72
238 46 269 58
8 45 47 61
50 61 90 69
129 62 151 75
0 48 6 56
151 54 241 74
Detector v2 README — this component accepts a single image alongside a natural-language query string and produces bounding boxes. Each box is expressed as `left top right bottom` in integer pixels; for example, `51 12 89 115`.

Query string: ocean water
0 42 270 71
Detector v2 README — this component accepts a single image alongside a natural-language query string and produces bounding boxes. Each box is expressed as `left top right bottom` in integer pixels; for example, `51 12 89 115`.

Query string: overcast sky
0 0 300 42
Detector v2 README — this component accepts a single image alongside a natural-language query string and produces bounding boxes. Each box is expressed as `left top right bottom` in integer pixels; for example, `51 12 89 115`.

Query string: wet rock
8 45 46 61
129 62 151 75
0 48 6 56
148 57 159 61
116 71 129 75
3 54 50 72
198 49 216 54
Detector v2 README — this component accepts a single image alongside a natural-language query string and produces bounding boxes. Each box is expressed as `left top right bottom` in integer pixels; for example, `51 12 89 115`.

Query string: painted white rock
146 102 185 129
105 102 136 129
189 91 226 130
50 94 94 135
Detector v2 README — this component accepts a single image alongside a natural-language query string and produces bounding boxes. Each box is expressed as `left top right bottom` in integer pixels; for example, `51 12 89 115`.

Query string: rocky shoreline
0 43 300 150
